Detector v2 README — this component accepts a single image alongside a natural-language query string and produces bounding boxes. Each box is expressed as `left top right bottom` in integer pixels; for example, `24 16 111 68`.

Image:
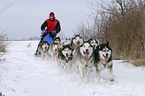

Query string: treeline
78 0 145 60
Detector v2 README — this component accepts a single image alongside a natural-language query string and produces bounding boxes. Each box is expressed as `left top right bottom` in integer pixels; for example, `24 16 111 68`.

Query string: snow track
0 41 145 96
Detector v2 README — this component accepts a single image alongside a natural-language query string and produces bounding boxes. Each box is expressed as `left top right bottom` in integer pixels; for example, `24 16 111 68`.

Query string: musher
35 12 61 55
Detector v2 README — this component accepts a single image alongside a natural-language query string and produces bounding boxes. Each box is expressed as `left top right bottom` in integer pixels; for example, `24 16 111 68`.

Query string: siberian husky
62 38 71 46
54 37 61 44
88 38 99 49
71 33 84 49
49 42 58 61
58 45 74 70
56 38 71 63
76 41 94 82
71 33 84 71
38 41 50 59
94 41 114 82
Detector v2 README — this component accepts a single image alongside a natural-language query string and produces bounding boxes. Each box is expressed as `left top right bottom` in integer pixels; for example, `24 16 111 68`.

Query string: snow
0 41 145 96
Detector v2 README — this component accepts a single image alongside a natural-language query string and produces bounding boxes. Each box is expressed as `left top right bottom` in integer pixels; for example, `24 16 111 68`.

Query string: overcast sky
0 0 93 40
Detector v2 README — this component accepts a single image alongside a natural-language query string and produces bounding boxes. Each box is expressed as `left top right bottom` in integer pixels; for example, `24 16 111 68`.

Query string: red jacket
46 19 59 32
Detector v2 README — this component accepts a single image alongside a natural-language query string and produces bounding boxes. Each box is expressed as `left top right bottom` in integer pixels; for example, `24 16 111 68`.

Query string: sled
43 34 53 44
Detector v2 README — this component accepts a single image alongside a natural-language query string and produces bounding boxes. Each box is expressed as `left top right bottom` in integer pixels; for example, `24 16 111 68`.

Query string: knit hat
49 12 55 17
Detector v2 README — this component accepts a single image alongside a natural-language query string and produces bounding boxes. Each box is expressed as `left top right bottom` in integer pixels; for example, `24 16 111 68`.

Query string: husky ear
107 41 109 45
79 33 82 37
73 33 76 38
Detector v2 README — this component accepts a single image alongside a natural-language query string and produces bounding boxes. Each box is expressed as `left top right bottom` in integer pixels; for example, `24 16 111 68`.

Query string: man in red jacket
35 12 61 55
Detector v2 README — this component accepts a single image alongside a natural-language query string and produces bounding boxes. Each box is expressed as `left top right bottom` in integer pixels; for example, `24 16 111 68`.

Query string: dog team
36 33 114 83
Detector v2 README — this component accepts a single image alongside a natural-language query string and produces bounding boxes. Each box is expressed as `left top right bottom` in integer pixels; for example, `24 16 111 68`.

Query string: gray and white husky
76 41 94 82
94 41 114 82
38 41 50 59
58 45 74 70
49 42 58 61
71 33 84 72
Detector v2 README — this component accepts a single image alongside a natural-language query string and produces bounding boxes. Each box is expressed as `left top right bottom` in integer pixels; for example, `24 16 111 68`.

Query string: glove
42 29 47 32
52 30 57 33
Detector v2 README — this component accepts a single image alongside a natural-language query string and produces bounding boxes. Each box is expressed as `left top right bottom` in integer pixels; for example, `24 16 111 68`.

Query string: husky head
61 45 74 63
88 39 99 49
96 41 112 62
62 38 71 46
54 37 61 44
41 41 50 52
80 41 94 61
71 33 84 47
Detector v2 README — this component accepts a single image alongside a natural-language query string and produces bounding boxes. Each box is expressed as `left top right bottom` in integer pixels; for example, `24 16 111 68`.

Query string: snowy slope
0 41 145 96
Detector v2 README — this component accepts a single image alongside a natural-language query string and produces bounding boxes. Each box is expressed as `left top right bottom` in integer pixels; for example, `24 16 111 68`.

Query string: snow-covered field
0 41 145 96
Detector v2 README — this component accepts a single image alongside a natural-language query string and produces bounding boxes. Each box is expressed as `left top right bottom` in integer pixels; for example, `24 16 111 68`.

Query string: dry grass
133 59 145 67
0 92 5 96
0 33 7 58
77 0 145 66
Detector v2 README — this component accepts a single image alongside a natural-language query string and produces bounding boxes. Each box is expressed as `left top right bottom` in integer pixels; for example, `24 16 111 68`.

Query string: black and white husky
62 38 71 46
94 41 114 82
88 39 99 49
38 41 50 59
58 45 74 70
54 37 61 44
76 41 94 82
71 33 84 49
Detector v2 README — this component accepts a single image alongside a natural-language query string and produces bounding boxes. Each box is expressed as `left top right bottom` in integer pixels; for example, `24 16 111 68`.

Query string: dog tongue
105 58 109 62
66 60 68 63
84 54 88 60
